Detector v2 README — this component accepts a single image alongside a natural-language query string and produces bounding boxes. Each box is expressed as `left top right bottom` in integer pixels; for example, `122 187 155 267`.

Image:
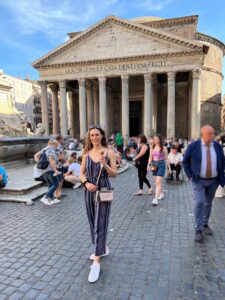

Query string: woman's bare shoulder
107 148 116 157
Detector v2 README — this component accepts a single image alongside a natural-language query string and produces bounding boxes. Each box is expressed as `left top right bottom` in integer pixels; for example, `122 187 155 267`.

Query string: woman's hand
99 156 107 167
85 182 97 192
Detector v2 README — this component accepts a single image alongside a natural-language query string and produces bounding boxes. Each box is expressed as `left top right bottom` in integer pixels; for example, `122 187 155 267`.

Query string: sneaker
88 262 100 283
158 193 165 200
73 182 82 189
203 224 213 235
195 230 204 242
134 191 144 196
90 247 109 260
40 196 51 206
148 188 153 195
50 199 61 205
151 198 158 206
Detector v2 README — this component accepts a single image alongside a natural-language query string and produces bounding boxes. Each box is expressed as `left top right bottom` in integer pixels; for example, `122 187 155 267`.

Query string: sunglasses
89 125 102 130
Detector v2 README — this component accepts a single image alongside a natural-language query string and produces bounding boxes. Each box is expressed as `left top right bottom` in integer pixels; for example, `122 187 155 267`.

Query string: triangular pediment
32 16 205 68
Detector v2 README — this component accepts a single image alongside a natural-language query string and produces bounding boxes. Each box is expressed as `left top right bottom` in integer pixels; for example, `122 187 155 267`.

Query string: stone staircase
0 161 46 204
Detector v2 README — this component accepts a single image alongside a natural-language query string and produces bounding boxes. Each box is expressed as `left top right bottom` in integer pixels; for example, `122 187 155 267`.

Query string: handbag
151 161 158 172
95 165 113 203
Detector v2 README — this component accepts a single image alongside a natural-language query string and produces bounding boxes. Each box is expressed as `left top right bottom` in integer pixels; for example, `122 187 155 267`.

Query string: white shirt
68 163 80 177
200 140 218 178
168 152 183 164
34 165 43 178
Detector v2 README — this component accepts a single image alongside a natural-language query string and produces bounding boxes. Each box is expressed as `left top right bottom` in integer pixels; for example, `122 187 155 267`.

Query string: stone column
98 77 108 135
144 73 153 137
50 84 60 135
152 76 158 133
40 81 50 135
59 80 68 136
78 78 87 139
167 71 176 139
121 75 129 137
86 80 94 127
67 91 75 137
108 87 113 135
93 85 99 125
191 69 201 139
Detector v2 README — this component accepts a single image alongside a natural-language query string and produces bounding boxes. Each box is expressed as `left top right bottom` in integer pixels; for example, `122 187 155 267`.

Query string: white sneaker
158 193 165 200
90 247 109 260
88 262 100 283
40 196 51 206
151 198 158 206
73 182 82 189
50 199 61 205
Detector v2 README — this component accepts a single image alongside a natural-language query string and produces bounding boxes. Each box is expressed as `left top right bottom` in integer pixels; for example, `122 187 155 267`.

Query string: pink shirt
152 149 165 161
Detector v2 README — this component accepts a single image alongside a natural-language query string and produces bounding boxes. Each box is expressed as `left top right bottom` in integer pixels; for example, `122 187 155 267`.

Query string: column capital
78 78 85 87
98 77 106 85
144 73 153 82
59 80 66 89
121 75 129 84
38 80 47 88
192 69 201 79
167 71 176 81
86 80 93 89
49 84 58 93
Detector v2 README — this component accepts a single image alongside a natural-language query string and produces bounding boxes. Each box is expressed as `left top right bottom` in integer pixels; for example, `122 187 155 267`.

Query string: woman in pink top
148 135 171 206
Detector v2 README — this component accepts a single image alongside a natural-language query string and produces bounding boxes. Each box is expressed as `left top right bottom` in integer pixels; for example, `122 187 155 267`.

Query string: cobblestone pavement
1 165 225 300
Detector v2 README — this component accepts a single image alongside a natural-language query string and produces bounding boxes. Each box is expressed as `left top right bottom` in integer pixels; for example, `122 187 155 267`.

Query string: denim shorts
152 160 166 177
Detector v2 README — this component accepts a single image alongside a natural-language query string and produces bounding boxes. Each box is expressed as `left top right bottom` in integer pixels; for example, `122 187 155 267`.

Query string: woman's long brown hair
84 126 107 153
153 134 164 152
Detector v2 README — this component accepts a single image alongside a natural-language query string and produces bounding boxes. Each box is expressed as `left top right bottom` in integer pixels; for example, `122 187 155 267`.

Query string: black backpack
36 150 49 169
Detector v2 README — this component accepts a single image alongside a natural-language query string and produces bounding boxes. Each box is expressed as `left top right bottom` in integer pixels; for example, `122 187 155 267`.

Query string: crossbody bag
95 165 114 203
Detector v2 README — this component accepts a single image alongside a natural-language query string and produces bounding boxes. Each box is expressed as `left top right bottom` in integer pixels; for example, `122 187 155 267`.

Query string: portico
38 69 201 139
33 15 225 139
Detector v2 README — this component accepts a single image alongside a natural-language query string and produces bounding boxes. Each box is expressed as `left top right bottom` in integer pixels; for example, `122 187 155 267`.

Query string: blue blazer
183 139 225 186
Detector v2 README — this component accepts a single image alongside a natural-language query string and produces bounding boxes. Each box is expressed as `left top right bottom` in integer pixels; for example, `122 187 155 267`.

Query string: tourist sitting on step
63 157 81 189
167 145 183 181
0 165 8 188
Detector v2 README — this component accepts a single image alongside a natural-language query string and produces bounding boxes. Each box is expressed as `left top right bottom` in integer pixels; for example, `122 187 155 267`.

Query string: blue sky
0 0 225 94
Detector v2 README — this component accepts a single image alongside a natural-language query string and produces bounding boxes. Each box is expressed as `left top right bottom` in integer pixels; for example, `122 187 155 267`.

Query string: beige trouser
65 175 80 185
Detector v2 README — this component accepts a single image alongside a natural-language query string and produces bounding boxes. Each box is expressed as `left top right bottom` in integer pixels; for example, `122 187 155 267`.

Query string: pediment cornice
194 32 225 55
38 50 203 70
142 15 198 29
32 15 206 68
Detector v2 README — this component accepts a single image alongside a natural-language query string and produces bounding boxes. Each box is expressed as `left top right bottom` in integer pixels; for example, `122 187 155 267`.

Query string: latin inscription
65 60 167 75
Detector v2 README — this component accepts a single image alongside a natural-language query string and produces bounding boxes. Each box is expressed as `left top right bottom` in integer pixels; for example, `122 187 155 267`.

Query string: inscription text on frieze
65 60 167 75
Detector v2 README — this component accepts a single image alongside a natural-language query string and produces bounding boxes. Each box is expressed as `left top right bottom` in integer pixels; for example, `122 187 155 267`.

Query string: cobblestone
1 165 225 299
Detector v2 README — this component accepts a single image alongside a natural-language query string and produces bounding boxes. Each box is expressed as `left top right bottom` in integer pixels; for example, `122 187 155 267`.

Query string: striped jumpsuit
84 154 112 256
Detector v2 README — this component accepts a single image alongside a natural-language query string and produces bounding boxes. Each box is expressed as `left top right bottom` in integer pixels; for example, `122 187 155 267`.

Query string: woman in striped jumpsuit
80 126 117 283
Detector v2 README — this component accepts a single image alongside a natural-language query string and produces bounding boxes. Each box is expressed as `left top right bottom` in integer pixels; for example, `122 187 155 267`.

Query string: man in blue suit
183 125 225 242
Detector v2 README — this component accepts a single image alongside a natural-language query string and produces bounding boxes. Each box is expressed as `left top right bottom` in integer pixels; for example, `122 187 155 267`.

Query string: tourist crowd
1 124 224 283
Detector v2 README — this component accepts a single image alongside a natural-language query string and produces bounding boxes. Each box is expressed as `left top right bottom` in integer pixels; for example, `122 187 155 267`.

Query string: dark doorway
129 101 142 136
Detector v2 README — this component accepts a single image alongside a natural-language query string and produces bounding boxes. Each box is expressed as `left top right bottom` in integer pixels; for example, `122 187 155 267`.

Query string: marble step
0 164 44 195
0 186 46 204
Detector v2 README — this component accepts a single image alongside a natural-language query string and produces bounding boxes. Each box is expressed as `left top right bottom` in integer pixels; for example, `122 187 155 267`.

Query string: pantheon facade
32 15 225 139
